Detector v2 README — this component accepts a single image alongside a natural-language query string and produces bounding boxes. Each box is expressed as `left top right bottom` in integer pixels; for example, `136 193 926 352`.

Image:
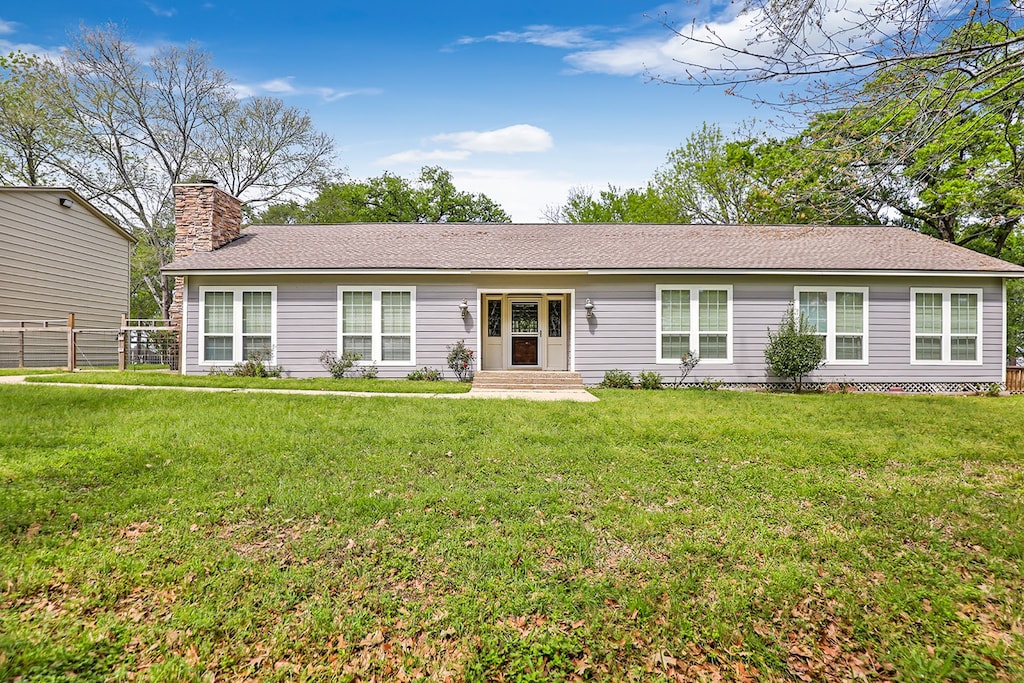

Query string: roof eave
585 268 1024 277
161 266 1024 277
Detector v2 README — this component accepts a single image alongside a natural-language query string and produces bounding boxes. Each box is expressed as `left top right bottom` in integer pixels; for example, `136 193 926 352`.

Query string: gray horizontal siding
182 273 1009 386
184 276 480 378
1 191 131 367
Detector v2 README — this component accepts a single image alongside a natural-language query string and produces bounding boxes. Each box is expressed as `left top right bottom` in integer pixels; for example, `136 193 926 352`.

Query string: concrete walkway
0 374 598 402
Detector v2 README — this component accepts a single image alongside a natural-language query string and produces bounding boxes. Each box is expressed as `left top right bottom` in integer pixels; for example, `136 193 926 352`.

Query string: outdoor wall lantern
584 298 595 318
58 197 74 208
459 298 470 319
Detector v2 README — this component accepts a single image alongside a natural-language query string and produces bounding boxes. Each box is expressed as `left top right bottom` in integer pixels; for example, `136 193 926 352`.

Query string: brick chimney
169 179 242 329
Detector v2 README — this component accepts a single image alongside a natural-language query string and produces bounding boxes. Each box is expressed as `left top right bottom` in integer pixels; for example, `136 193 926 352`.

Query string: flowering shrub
446 340 475 382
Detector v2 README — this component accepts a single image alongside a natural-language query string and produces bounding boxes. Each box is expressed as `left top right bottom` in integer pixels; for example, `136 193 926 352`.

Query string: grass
25 371 472 394
1 385 1022 681
0 368 67 376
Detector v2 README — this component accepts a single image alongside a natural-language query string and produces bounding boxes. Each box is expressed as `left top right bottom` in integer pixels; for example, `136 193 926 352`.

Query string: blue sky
0 1 771 221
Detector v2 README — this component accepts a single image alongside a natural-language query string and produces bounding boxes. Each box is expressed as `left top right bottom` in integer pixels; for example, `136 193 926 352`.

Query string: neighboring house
164 181 1024 390
0 187 135 368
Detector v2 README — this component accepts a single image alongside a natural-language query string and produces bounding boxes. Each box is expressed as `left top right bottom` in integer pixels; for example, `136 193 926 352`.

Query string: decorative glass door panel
510 301 540 366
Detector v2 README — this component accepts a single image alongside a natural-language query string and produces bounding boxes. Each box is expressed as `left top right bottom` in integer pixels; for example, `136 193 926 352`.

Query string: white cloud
259 77 297 94
230 77 381 102
457 24 600 49
378 124 554 169
315 86 382 102
377 149 472 165
561 4 770 78
464 1 922 81
431 124 553 154
0 19 17 35
144 3 177 18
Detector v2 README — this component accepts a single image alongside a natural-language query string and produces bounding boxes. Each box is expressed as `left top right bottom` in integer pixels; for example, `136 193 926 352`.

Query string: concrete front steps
471 371 585 391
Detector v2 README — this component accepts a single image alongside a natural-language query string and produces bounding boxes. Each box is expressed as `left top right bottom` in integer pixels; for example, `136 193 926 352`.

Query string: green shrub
638 370 663 390
600 369 634 389
764 306 825 392
215 349 281 378
407 367 443 382
319 350 362 379
446 340 475 382
358 363 379 379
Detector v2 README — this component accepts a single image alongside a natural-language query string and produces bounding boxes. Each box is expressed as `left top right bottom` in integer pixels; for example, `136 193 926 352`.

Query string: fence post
67 313 76 371
118 314 127 371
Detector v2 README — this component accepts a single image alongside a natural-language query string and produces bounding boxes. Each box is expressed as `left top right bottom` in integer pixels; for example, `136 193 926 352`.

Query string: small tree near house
764 306 825 392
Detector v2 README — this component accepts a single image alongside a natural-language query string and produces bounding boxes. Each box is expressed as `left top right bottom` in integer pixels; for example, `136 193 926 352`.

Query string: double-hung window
656 285 732 363
200 287 277 364
911 288 982 364
794 287 869 364
338 286 415 364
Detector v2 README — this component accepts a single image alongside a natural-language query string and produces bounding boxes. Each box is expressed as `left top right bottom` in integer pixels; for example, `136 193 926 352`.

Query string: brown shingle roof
162 223 1024 274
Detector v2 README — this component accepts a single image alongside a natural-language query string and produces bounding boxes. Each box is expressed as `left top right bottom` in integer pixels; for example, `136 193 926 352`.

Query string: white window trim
337 286 417 366
655 284 733 364
910 287 983 365
793 287 870 366
198 286 278 365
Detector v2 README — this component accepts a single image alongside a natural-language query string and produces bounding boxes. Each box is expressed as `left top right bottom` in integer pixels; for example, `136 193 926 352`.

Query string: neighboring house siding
0 190 131 367
182 273 1007 385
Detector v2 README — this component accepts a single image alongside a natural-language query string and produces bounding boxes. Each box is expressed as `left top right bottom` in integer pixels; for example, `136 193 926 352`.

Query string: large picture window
656 285 732 363
794 287 869 364
338 287 416 364
200 287 277 364
911 288 982 364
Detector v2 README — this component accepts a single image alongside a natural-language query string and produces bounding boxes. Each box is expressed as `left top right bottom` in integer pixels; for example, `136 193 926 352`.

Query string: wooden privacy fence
1007 367 1024 393
0 315 179 370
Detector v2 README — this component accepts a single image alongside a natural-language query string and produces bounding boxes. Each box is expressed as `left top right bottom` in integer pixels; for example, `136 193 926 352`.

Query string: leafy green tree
546 123 884 226
415 166 509 223
255 166 510 224
764 307 825 392
652 123 760 224
545 185 685 223
650 124 882 226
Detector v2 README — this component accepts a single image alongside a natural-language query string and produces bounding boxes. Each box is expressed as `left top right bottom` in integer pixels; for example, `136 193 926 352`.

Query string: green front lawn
26 371 472 394
0 368 67 376
1 386 1022 681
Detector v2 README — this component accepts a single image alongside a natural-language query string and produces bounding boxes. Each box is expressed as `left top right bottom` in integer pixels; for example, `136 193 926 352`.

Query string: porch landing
468 371 596 402
471 371 585 391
